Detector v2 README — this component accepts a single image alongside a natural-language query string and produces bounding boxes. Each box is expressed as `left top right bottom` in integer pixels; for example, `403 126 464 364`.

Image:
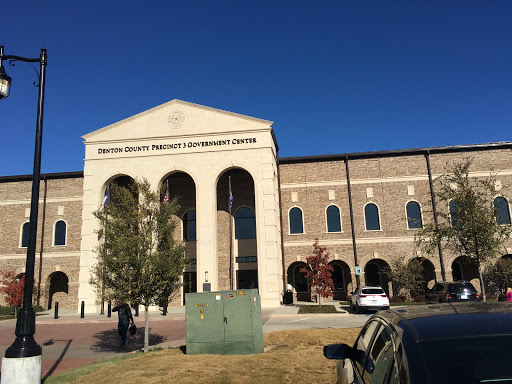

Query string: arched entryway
48 271 69 310
329 260 351 300
216 169 257 291
96 175 137 309
364 259 391 296
411 257 436 292
452 256 479 283
491 254 512 296
161 172 197 305
287 262 310 302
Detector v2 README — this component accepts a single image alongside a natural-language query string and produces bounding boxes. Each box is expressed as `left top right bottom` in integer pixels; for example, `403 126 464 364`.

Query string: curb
36 315 185 325
268 312 351 318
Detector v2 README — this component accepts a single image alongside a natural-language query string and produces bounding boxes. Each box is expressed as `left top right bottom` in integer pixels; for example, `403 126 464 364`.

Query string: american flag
163 181 170 203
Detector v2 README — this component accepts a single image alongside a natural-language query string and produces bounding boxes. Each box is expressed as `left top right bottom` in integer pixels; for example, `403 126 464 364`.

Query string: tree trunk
478 267 486 303
144 305 150 353
318 288 322 307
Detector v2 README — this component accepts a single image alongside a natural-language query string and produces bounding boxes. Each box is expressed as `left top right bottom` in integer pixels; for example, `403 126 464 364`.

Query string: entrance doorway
237 269 258 290
183 272 197 305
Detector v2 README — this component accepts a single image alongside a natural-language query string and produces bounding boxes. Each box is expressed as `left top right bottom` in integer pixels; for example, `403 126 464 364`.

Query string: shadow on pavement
90 328 166 353
42 339 72 382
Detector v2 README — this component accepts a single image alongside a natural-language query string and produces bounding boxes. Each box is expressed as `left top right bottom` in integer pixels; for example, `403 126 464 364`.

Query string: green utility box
185 289 264 355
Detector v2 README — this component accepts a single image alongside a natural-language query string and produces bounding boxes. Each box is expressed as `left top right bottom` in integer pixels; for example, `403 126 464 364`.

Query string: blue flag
228 176 233 213
99 185 110 212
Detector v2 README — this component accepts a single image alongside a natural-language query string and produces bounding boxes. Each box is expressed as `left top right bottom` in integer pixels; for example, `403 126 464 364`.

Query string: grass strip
297 305 339 314
390 301 425 306
44 353 141 384
44 328 362 384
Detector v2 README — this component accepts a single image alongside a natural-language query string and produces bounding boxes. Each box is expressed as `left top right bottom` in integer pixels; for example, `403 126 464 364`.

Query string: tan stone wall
0 176 82 309
279 149 512 297
1 146 511 309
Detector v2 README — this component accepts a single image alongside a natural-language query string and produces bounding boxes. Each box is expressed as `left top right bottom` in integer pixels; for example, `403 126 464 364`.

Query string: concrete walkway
0 302 356 381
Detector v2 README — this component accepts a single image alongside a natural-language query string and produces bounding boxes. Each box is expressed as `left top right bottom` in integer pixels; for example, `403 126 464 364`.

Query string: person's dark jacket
113 303 134 324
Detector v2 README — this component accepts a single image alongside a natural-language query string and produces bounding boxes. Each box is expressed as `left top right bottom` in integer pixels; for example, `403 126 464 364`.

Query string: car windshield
361 288 384 295
419 335 512 383
449 284 476 294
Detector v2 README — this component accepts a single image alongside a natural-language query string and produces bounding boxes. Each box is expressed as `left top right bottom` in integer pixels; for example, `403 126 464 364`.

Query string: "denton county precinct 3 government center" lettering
97 137 257 155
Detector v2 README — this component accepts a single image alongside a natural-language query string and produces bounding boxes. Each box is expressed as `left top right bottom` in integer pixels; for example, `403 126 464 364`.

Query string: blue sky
1 1 511 175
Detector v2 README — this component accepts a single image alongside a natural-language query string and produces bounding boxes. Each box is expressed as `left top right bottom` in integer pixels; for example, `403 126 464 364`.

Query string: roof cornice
278 142 512 164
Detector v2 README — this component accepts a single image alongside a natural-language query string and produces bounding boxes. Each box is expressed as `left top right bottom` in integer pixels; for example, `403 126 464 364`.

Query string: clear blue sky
1 1 511 175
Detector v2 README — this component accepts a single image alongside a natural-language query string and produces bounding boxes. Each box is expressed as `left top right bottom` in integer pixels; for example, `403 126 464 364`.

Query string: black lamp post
0 45 46 360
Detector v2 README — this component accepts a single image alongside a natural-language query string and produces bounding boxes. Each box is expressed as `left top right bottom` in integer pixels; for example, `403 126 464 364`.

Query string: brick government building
0 100 511 312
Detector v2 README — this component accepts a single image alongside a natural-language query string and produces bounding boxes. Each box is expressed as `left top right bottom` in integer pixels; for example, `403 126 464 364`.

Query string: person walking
506 288 512 303
112 303 134 345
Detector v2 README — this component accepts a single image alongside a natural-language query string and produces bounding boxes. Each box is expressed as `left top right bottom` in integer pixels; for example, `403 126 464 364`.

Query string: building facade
1 100 511 312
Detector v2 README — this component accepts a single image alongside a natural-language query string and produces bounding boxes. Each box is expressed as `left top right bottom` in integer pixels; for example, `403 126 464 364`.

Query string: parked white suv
350 286 390 313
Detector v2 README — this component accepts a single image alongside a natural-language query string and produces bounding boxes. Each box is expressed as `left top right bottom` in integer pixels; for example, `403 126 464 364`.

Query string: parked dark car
425 281 479 304
324 302 512 383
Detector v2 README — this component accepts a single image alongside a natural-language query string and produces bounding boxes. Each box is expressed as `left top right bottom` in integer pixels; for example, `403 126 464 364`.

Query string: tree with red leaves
301 239 334 306
0 270 24 317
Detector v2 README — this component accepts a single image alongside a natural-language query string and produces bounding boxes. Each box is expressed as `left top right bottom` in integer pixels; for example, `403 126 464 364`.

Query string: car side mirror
324 344 352 360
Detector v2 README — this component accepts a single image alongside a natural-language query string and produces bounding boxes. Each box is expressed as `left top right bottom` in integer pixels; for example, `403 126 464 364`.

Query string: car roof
375 302 512 342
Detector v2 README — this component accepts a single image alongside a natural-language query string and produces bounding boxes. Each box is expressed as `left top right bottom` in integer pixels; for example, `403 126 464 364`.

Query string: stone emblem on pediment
167 110 185 129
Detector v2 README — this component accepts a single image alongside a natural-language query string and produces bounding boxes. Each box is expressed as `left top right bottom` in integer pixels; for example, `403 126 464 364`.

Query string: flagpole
99 184 109 315
228 176 233 290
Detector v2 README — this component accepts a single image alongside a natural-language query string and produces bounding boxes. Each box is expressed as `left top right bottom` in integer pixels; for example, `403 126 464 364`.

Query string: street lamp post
0 45 46 383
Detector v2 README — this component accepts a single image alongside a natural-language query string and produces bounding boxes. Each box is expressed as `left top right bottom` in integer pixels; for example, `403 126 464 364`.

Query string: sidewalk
30 300 349 324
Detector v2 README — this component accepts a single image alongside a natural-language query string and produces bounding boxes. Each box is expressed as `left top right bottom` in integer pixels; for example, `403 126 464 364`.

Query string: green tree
486 258 512 297
384 257 423 301
300 239 334 306
90 178 187 352
415 158 511 302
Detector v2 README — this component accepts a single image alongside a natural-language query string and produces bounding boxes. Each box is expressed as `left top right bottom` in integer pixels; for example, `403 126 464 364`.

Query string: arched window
406 201 423 229
364 203 380 231
183 210 196 241
21 222 30 248
54 220 67 246
235 207 256 239
326 205 341 232
289 207 304 234
494 197 511 225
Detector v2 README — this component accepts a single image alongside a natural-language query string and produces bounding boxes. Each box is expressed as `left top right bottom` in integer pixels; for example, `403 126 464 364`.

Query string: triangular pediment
82 99 274 143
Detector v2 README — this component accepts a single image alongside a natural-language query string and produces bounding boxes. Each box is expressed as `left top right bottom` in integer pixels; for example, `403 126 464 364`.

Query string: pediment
82 99 274 143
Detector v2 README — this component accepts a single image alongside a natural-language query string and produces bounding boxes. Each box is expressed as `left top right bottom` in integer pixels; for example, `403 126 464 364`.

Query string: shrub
0 306 14 315
484 293 498 301
0 305 44 316
412 295 425 303
389 296 405 303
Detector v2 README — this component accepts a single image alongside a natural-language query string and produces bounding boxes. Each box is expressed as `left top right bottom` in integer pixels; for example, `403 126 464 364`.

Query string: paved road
0 304 369 380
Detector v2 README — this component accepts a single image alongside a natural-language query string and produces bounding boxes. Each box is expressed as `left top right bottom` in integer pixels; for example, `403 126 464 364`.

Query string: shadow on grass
89 328 166 353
